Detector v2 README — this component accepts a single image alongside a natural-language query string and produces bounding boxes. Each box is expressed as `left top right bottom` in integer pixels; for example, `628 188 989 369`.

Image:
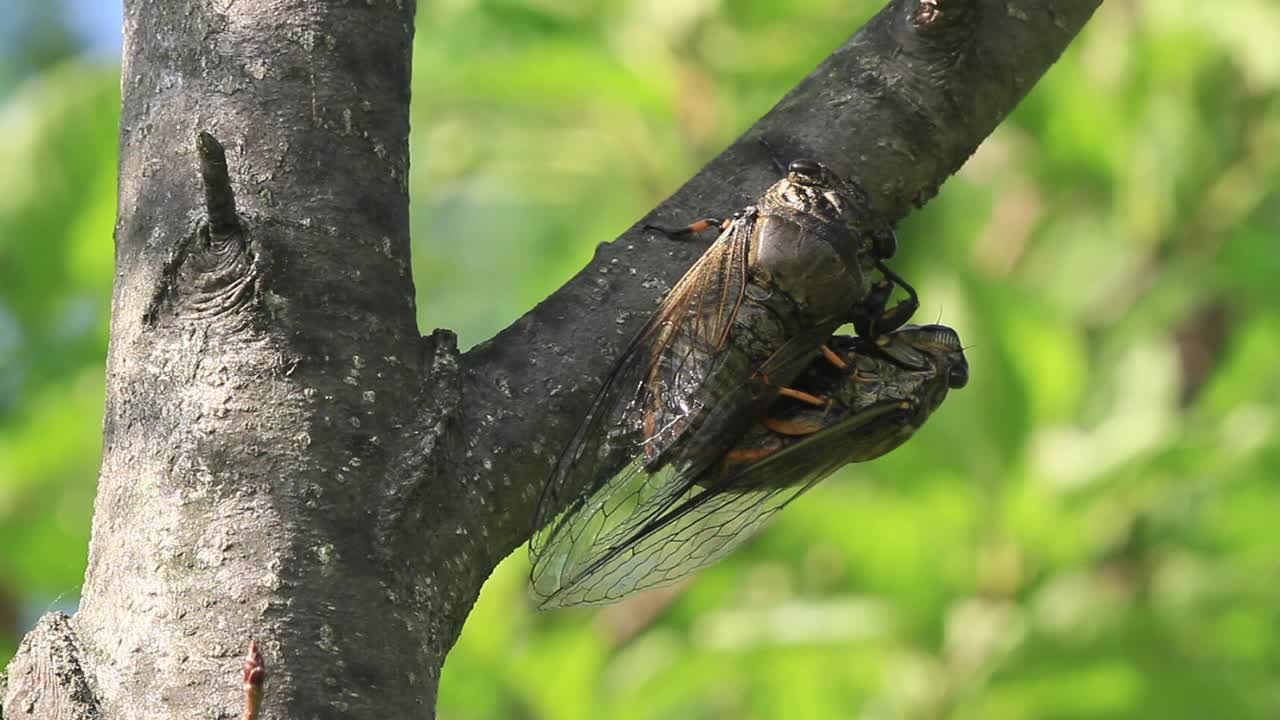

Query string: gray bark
2 0 1098 718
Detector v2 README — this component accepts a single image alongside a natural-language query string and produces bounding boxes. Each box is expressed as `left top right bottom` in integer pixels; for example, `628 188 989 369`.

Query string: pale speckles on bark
244 57 269 81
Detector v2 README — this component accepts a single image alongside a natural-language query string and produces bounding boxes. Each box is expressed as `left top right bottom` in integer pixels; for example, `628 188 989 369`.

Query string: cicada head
759 159 897 260
917 324 969 389
876 324 969 416
762 159 858 223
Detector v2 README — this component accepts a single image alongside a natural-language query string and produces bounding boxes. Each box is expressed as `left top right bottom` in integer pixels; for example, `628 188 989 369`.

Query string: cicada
635 160 914 475
530 307 965 607
536 161 907 491
531 161 908 589
530 324 968 607
708 324 969 489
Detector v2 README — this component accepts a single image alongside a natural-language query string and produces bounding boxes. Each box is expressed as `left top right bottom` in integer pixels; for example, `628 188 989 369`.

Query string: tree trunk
2 0 1098 717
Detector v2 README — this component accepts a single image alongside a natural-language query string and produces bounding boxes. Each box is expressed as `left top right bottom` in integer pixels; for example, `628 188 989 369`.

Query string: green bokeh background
4 1 1280 717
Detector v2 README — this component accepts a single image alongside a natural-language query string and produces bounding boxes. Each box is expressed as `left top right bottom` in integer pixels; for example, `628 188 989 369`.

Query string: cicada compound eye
787 159 823 177
947 363 969 389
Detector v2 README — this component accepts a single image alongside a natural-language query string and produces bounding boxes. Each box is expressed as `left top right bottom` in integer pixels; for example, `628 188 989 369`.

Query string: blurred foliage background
3 0 1280 717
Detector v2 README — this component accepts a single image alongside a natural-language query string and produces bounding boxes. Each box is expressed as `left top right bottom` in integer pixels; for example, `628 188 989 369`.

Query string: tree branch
448 0 1101 561
60 0 433 716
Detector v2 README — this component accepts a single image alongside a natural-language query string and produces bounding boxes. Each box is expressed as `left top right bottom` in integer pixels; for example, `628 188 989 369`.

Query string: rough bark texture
3 0 1098 718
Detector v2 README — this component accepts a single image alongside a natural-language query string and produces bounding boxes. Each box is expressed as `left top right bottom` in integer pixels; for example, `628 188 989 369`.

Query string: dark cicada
530 320 964 607
707 324 969 490
530 324 967 607
636 159 912 474
531 160 908 603
547 325 966 606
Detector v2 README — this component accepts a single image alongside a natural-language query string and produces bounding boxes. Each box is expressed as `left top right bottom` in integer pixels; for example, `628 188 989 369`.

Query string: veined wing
531 215 754 563
530 402 904 608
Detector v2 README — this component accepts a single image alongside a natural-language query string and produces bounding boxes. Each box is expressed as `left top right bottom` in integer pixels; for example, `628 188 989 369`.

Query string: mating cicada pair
531 159 969 608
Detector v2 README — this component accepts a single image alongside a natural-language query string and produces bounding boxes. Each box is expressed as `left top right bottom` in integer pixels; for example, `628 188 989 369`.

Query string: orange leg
685 218 723 233
762 415 825 436
752 368 830 407
821 345 848 369
777 386 828 407
722 446 777 466
643 217 725 239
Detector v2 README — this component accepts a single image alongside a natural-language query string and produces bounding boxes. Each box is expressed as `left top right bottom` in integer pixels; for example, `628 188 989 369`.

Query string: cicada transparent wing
530 402 904 607
530 215 753 560
531 213 841 606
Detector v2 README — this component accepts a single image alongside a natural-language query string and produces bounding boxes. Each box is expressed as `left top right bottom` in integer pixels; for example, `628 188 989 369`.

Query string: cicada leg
642 217 728 239
776 386 830 407
821 345 848 369
758 137 789 177
853 260 920 338
853 278 894 329
712 411 824 484
761 415 826 437
722 446 777 466
752 367 833 408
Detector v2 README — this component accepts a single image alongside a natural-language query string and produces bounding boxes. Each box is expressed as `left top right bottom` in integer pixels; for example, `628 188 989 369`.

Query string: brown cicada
530 159 927 607
530 323 968 607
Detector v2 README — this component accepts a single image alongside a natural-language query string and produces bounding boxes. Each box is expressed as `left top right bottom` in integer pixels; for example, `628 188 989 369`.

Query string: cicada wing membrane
529 403 904 608
531 456 799 607
531 456 670 605
531 215 754 564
